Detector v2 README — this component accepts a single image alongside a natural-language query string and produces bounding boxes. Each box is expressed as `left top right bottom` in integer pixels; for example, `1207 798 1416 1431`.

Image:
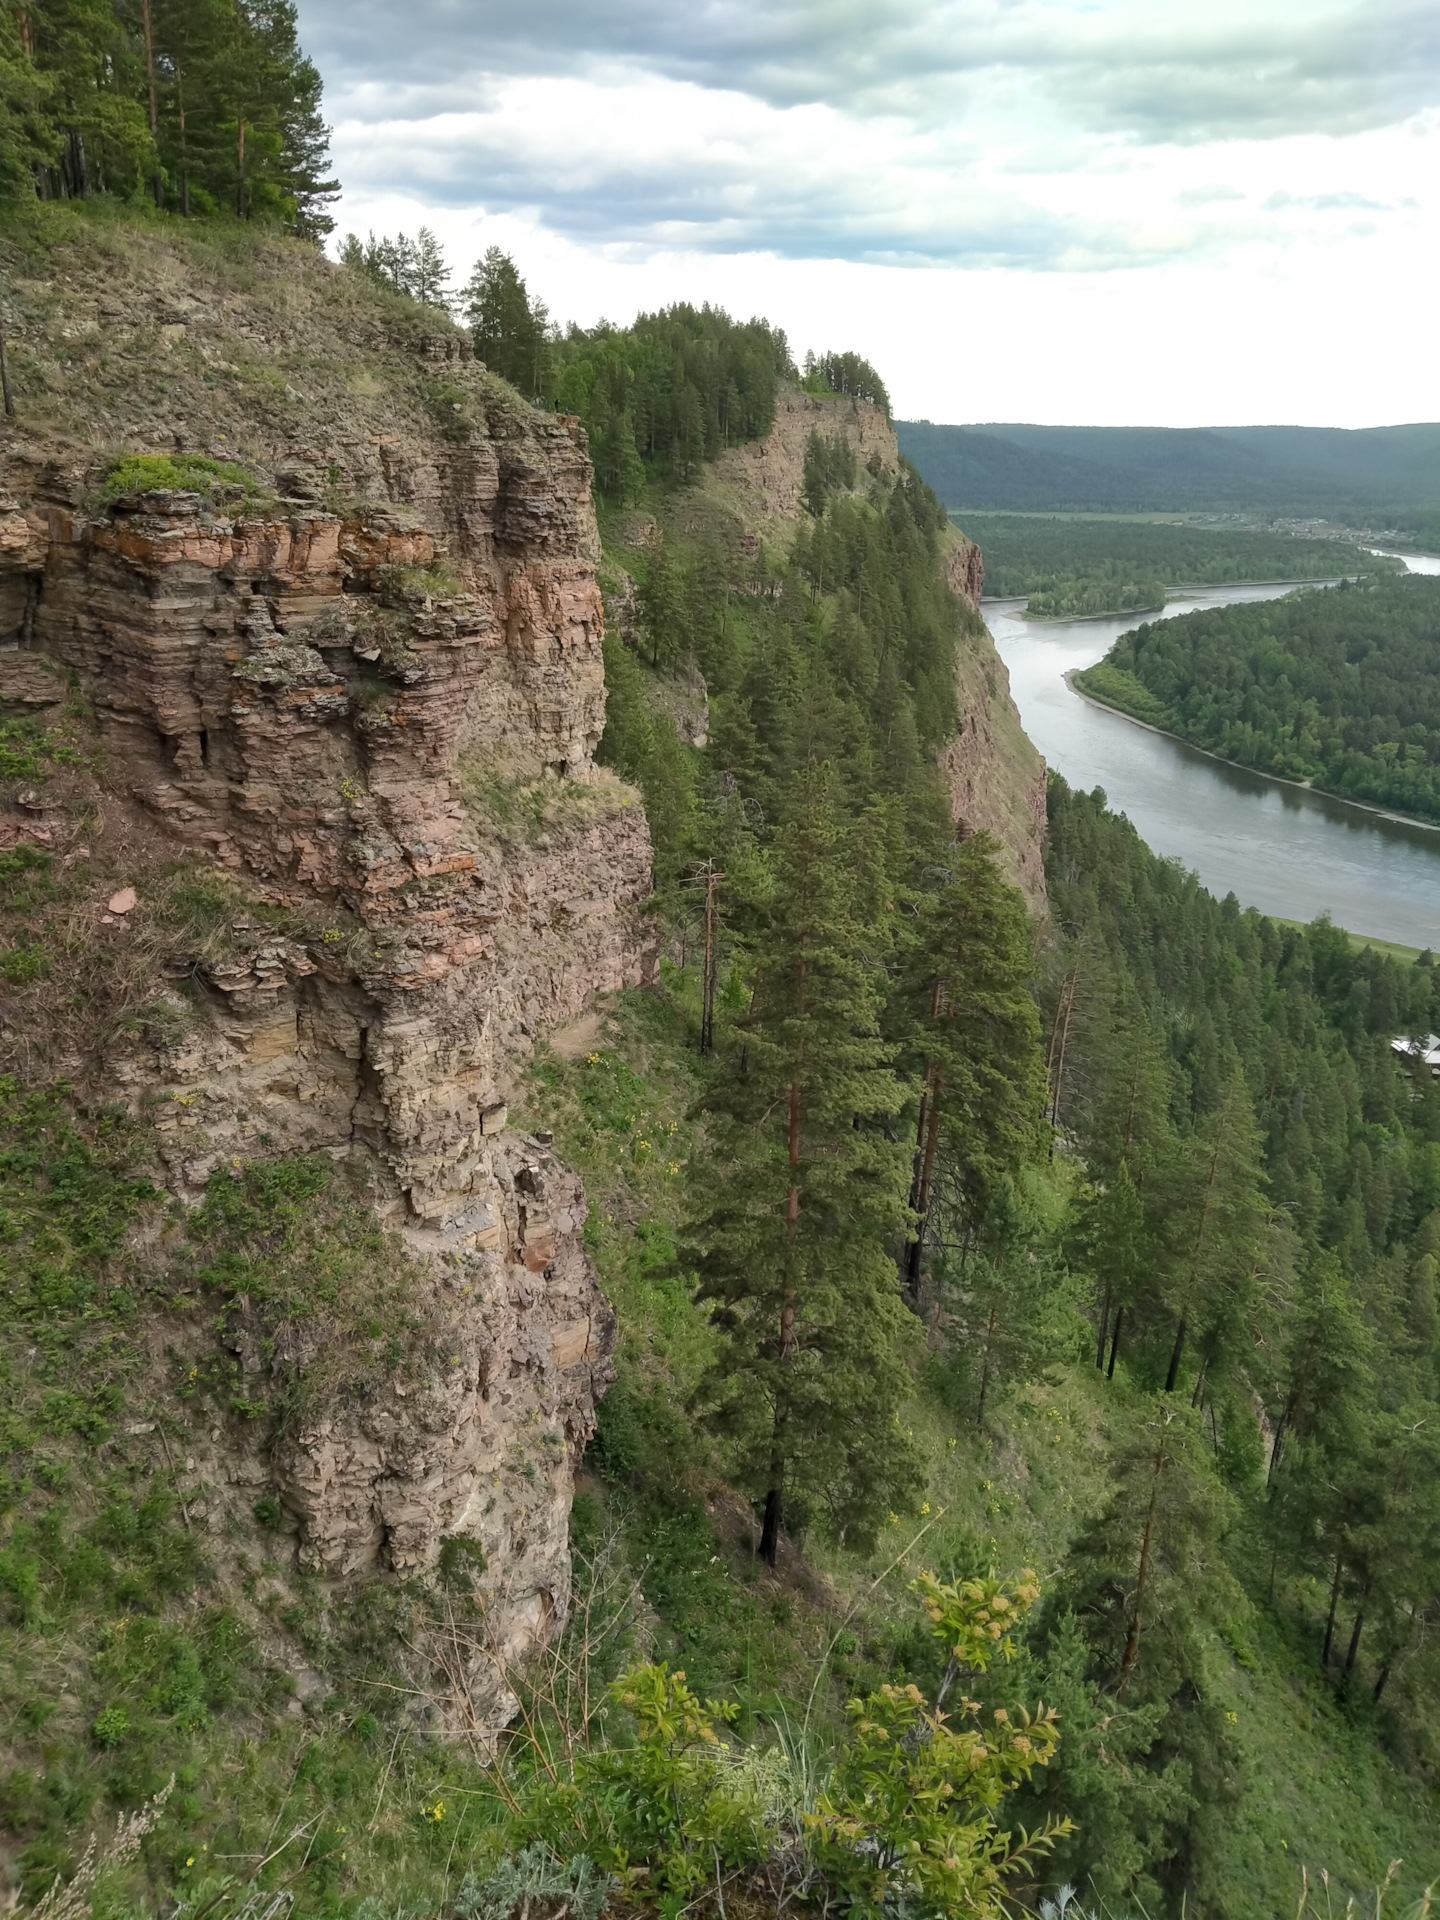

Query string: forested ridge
4 162 1440 1920
1075 574 1440 824
896 421 1440 548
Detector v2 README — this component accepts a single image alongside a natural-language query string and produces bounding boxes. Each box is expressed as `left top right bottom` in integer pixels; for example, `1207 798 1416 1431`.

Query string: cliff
939 533 1049 912
0 211 651 1742
680 385 1048 912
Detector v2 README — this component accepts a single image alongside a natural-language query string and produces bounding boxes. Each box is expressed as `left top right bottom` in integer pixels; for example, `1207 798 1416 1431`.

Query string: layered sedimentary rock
0 327 650 1738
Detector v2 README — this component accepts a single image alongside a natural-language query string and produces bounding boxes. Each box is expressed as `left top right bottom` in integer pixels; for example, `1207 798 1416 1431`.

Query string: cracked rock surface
0 238 654 1742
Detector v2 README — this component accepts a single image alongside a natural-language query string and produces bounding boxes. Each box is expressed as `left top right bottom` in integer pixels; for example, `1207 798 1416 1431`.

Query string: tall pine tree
685 763 919 1563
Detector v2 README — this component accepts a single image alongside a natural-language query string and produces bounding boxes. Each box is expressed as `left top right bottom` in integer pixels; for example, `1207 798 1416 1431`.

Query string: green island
1074 574 1440 826
951 515 1403 619
4 9 1440 1920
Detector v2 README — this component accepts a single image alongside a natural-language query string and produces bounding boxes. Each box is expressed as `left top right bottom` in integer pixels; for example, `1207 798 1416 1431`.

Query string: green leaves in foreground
511 1569 1066 1920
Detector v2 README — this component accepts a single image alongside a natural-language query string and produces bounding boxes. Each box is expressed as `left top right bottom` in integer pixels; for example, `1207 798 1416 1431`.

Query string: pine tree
1162 1069 1266 1394
685 764 919 1564
411 226 451 308
465 246 550 397
900 833 1045 1295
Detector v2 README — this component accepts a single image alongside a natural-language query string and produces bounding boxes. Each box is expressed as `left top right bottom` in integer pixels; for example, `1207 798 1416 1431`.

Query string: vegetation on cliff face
1075 574 1440 824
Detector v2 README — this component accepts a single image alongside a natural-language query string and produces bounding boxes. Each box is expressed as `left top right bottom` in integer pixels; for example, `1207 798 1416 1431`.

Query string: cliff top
0 202 556 514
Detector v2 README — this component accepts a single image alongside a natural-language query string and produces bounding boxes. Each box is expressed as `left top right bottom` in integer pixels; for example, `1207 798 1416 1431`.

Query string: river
985 555 1440 950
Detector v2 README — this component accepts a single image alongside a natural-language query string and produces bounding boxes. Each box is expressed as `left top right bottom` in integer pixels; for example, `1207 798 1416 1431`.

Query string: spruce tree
900 833 1045 1295
465 246 550 396
685 763 919 1563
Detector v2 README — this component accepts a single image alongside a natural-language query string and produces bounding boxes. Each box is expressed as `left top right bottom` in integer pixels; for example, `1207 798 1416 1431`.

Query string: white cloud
296 0 1440 423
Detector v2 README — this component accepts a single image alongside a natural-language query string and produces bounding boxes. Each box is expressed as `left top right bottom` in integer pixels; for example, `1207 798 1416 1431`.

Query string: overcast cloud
296 0 1440 424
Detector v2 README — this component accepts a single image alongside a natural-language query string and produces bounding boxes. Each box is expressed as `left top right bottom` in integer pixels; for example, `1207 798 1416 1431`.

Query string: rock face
706 391 1046 910
940 529 1049 912
707 387 899 535
945 533 985 612
0 278 652 1742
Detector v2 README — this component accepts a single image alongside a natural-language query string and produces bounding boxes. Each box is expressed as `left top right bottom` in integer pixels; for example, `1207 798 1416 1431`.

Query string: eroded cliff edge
701 387 1048 911
0 221 653 1740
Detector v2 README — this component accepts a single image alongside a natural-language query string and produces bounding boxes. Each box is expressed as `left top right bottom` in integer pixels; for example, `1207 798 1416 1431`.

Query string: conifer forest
1 15 1439 1920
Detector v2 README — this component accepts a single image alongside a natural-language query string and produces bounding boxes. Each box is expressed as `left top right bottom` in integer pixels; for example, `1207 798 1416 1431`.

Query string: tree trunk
1373 1661 1391 1704
976 1304 998 1428
1164 1314 1188 1394
1096 1282 1111 1370
235 117 246 217
905 1072 943 1301
1048 969 1078 1133
1322 1555 1344 1668
140 0 162 207
758 1479 783 1568
177 70 190 217
1107 1306 1124 1378
1118 1433 1166 1695
1190 1355 1209 1410
1340 1604 1366 1691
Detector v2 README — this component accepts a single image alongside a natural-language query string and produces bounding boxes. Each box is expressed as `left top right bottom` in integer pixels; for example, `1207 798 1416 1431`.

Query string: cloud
303 0 1440 140
301 0 1440 270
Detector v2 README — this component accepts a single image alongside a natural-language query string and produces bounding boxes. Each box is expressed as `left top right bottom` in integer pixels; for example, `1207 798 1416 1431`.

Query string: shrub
98 454 262 502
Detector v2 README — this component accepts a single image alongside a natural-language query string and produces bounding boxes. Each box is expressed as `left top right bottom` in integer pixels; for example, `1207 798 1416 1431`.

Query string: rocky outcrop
707 387 899 538
703 389 1043 910
0 236 653 1742
939 526 1048 912
945 533 985 611
939 632 1048 913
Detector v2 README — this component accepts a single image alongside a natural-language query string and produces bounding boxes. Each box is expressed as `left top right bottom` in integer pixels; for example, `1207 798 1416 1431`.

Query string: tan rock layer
1 388 651 1742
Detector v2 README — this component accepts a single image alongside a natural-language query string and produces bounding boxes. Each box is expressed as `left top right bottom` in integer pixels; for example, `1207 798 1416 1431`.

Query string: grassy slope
513 976 1440 1918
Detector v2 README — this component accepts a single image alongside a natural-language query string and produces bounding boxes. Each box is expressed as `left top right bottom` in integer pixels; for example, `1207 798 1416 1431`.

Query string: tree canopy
1076 575 1440 823
0 0 336 231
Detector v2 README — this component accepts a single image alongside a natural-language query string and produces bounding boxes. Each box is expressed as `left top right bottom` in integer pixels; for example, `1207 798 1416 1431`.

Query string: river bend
985 558 1440 950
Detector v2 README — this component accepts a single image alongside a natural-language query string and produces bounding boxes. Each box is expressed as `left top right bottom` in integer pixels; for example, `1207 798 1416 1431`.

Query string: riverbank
1270 917 1428 964
1007 574 1353 622
1064 669 1440 839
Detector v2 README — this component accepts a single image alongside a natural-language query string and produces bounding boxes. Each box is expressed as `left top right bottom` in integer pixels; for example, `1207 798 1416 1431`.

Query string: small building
1391 1034 1440 1076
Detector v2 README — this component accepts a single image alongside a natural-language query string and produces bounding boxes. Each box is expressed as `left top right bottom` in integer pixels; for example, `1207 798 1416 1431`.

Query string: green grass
98 453 263 503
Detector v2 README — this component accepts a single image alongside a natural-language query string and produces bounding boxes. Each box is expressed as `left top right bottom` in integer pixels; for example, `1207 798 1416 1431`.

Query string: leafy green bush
515 1663 769 1906
99 454 262 502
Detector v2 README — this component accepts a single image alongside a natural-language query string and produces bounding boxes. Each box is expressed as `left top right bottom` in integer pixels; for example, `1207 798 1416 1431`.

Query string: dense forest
0 0 335 230
965 514 1401 612
1075 575 1440 824
579 347 1440 1909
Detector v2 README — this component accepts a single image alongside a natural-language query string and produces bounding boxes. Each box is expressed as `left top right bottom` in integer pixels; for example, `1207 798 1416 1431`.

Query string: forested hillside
1076 575 1440 824
965 514 1400 616
0 0 335 229
896 421 1440 545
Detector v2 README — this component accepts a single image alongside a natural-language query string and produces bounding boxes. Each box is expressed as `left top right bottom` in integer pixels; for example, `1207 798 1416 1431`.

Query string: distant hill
895 421 1440 538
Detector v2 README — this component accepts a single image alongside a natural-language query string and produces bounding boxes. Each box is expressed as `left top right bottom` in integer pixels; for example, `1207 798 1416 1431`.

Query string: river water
985 555 1440 950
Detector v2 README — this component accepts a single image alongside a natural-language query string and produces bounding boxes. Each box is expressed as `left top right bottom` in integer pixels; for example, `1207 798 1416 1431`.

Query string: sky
296 0 1440 428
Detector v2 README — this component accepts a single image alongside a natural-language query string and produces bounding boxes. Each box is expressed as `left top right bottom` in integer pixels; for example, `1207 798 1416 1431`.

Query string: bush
99 454 262 502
